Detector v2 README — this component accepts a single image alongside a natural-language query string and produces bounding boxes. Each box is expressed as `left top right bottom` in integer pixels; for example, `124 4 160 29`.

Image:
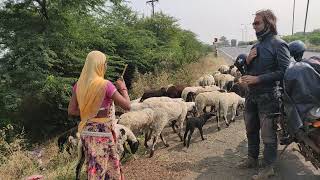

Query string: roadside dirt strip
123 114 319 180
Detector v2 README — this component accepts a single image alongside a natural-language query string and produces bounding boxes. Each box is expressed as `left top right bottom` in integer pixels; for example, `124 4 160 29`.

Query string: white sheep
143 108 171 157
118 108 155 134
194 91 222 116
143 101 188 141
196 74 215 87
194 85 220 95
218 65 230 74
118 103 184 157
230 66 238 76
114 124 140 158
181 86 204 101
214 92 245 130
212 71 221 76
219 74 235 90
214 73 224 87
115 97 142 117
143 97 183 103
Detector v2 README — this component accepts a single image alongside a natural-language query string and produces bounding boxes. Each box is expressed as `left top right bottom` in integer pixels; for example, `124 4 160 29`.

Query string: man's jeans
244 92 280 165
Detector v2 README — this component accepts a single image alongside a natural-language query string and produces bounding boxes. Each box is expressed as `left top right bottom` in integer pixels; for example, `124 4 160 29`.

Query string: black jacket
245 33 290 94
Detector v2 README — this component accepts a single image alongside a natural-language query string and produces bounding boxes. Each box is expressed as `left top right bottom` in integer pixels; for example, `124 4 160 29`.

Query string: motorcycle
277 56 320 170
278 97 320 169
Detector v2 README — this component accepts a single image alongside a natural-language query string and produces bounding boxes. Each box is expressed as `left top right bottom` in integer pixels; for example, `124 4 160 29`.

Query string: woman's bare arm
112 90 130 111
68 92 80 116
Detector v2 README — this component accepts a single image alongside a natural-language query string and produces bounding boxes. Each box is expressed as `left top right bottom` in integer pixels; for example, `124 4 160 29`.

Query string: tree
0 0 210 141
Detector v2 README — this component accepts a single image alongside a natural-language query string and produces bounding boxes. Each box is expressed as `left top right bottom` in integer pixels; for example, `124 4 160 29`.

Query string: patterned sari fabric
81 120 124 180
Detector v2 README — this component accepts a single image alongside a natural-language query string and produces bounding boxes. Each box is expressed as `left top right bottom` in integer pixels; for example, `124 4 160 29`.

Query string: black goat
183 112 215 148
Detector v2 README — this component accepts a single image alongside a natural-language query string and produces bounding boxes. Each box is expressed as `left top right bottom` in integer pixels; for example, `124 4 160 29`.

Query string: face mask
256 25 270 41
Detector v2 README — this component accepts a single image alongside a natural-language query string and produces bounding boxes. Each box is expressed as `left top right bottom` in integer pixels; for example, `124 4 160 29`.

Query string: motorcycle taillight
313 120 320 128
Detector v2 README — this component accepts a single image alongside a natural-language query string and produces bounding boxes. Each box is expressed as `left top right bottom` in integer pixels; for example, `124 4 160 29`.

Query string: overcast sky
127 0 320 44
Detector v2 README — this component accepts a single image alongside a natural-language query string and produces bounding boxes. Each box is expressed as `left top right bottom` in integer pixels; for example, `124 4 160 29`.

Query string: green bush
0 0 211 141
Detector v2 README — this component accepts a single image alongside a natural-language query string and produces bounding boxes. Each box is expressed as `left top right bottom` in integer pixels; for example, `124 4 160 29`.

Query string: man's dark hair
255 9 278 35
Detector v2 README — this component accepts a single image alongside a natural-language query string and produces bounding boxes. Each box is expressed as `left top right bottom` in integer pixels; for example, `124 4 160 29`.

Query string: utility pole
303 0 310 35
146 0 159 16
292 0 296 35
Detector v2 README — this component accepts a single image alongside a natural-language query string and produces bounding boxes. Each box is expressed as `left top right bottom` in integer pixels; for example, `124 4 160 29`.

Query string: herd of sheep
114 64 247 158
61 64 249 176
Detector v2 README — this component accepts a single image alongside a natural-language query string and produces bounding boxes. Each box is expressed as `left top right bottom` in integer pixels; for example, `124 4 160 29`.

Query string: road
218 46 320 63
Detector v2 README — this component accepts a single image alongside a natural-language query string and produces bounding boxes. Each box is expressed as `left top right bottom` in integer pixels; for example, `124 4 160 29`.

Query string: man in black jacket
237 9 290 180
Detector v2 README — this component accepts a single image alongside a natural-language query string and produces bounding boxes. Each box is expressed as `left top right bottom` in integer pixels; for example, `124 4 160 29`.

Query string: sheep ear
120 128 126 136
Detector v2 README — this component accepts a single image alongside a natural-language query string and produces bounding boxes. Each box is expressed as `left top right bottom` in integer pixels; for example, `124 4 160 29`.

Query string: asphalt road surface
218 46 320 63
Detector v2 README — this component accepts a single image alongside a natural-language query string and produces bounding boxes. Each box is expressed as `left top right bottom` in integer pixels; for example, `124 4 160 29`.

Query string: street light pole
292 0 296 35
303 0 310 35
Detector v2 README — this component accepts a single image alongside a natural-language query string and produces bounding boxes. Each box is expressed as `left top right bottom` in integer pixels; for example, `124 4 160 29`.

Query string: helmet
288 40 306 62
234 54 247 74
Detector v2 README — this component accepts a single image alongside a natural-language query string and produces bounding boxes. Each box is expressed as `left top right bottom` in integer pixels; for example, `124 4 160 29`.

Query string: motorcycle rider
237 9 290 180
283 40 320 153
288 40 306 62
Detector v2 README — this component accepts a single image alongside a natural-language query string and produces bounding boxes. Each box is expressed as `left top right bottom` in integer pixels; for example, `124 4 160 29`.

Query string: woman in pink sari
68 51 130 180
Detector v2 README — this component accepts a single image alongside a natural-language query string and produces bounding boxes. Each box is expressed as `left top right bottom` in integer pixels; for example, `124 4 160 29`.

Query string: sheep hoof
218 127 221 131
165 143 170 147
149 150 154 158
226 123 230 127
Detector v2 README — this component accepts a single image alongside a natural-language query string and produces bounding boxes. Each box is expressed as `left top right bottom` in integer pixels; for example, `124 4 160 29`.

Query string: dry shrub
0 150 38 180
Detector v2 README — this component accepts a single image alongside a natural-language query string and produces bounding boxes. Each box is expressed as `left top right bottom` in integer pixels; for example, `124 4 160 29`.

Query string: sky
127 0 320 44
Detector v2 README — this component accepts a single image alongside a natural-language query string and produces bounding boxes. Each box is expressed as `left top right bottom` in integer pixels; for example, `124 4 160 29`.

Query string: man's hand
246 48 257 64
240 75 260 85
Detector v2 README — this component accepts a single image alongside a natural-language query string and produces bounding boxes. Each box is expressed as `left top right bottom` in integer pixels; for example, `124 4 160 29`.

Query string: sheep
194 91 222 116
166 85 187 98
219 74 235 91
194 85 220 95
143 101 188 141
214 73 224 86
181 86 204 101
143 108 171 157
114 124 140 158
218 65 230 74
118 108 155 135
118 104 185 157
196 74 215 87
145 96 196 122
212 71 221 76
143 97 184 103
214 92 245 130
75 124 140 180
140 87 167 102
229 66 238 76
185 85 221 102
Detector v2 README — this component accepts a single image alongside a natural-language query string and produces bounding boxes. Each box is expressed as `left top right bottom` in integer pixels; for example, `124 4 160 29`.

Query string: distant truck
231 39 237 47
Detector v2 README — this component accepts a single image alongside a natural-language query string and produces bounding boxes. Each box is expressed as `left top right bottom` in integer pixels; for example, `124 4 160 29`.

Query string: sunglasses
252 21 262 26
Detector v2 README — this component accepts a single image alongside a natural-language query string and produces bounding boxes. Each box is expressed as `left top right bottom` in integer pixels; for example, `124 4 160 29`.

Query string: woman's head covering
76 51 108 132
